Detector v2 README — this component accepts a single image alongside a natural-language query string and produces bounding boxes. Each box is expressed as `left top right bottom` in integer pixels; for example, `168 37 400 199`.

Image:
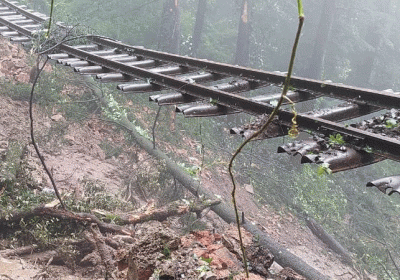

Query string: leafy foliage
385 118 398 129
102 92 127 121
293 165 347 223
178 162 201 177
328 133 346 146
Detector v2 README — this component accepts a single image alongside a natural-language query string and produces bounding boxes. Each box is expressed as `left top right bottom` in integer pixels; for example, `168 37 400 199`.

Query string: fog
23 0 400 278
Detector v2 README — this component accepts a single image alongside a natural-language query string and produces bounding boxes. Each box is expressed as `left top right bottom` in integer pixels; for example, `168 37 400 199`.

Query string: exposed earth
0 37 368 279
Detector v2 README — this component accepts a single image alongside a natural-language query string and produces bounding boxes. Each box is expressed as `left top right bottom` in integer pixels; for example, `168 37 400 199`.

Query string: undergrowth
0 179 134 250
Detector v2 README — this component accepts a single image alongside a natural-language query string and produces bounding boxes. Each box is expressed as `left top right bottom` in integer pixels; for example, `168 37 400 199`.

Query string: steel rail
0 0 46 23
90 36 400 110
0 14 36 35
1 1 400 160
58 44 400 160
1 0 398 110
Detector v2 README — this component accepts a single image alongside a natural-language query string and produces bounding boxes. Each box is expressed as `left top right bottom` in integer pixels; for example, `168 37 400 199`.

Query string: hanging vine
46 0 55 37
228 1 304 277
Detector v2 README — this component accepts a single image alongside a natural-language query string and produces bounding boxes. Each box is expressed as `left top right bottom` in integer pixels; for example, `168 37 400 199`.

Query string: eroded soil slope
0 37 363 279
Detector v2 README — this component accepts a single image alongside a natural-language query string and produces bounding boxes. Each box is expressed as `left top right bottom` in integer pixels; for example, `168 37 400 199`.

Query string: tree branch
29 56 66 209
89 223 117 280
0 206 133 236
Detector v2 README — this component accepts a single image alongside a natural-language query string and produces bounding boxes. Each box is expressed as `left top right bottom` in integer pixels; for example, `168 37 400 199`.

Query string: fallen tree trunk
306 216 353 265
91 83 330 280
0 206 133 236
119 198 221 225
0 199 220 237
0 245 37 257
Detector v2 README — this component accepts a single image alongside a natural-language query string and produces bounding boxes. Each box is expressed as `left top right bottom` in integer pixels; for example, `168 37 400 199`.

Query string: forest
1 0 400 279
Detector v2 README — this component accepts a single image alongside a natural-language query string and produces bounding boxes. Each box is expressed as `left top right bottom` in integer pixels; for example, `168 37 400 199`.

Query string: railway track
1 0 399 194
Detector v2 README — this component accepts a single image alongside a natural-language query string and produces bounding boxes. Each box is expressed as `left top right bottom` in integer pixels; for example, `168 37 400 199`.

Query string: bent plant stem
46 0 55 37
29 56 66 209
152 106 162 149
38 35 112 55
228 3 304 278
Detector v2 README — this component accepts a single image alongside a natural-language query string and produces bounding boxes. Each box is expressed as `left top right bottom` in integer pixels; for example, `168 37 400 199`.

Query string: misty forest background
12 0 400 278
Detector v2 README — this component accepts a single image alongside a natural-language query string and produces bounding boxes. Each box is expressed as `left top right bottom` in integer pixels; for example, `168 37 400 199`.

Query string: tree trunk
303 0 336 79
158 0 181 54
349 23 381 87
349 0 391 88
191 0 207 57
234 0 250 66
364 0 395 89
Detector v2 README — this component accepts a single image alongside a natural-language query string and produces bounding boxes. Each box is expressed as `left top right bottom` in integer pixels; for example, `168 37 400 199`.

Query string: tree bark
303 0 336 79
89 223 116 280
120 198 220 225
0 199 219 236
348 0 392 87
191 0 207 57
234 0 251 66
306 216 353 265
0 245 37 257
349 23 381 87
0 207 134 236
158 0 181 54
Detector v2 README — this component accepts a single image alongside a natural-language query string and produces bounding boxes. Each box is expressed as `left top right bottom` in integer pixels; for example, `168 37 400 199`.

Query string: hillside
0 37 367 280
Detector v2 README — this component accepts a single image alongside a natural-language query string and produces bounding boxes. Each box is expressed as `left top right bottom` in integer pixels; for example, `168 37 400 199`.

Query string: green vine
285 96 299 138
228 1 304 277
47 0 55 37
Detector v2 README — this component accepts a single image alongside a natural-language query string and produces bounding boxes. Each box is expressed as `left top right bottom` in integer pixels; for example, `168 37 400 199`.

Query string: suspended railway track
0 0 399 194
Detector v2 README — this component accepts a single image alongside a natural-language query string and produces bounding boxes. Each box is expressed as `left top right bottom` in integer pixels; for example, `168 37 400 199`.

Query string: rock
247 245 274 276
201 271 217 280
16 72 30 83
275 267 307 280
233 272 266 280
113 235 135 244
244 184 254 194
215 269 231 279
80 251 101 266
209 246 241 270
128 221 200 280
51 114 64 122
0 140 8 154
193 230 216 247
64 135 75 145
92 143 106 160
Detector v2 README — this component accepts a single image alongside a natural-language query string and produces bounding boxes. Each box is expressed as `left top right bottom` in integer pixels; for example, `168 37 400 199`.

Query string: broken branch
89 223 116 280
0 206 133 236
119 198 221 225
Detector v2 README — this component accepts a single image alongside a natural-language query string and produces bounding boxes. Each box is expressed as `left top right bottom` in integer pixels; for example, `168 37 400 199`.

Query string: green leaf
364 146 374 153
317 163 332 176
329 134 345 146
385 118 398 129
200 256 213 264
209 98 218 106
